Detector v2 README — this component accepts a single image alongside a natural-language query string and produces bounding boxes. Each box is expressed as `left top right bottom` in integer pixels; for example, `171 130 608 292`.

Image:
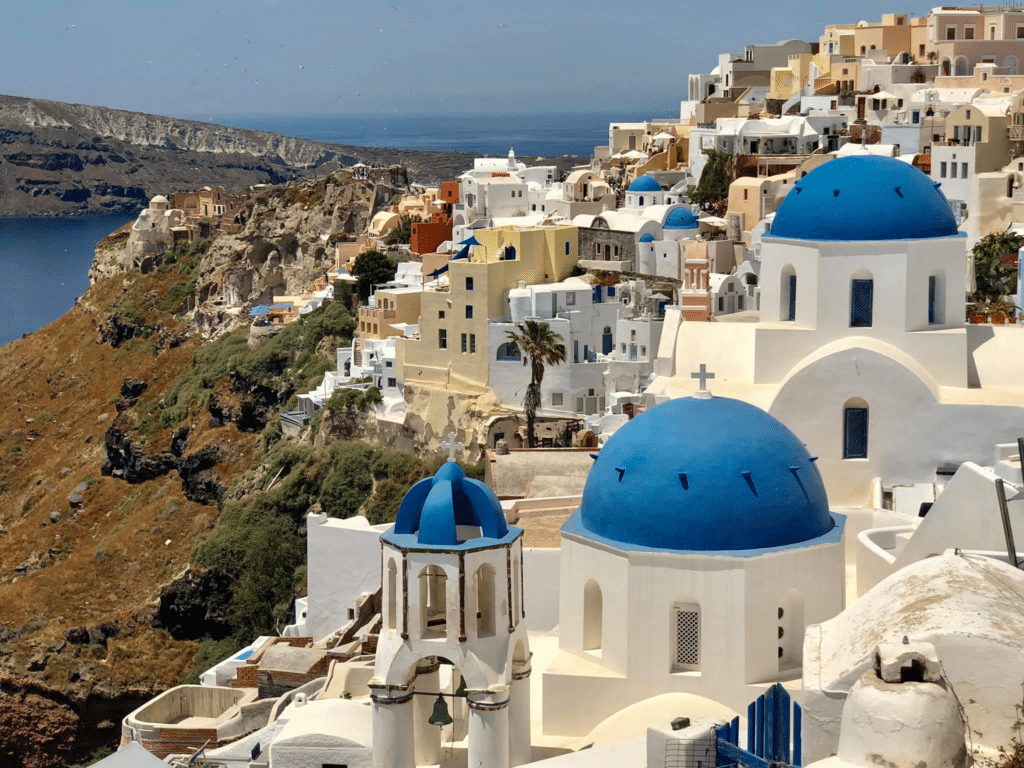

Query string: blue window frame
928 276 937 324
844 407 869 458
565 241 570 256
439 329 447 349
608 286 616 297
787 274 797 321
602 332 613 355
850 279 873 327
465 276 474 291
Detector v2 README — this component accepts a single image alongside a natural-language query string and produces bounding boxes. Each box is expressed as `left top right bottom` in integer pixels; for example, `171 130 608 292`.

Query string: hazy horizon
2 0 933 120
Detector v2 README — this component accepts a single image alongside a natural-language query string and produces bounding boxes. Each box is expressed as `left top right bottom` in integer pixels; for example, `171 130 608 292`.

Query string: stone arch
1005 55 1019 75
941 58 952 76
954 56 970 76
777 589 804 671
583 579 602 651
418 565 448 639
387 557 398 630
496 342 520 361
474 563 497 638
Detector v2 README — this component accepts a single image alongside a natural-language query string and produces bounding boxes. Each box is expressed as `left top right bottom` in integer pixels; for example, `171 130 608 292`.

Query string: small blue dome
639 233 655 243
576 397 833 552
627 175 662 193
664 207 699 230
391 461 508 547
770 156 958 241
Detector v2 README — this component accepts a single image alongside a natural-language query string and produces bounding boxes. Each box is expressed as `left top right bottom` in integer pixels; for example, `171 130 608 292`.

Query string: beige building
820 14 930 62
932 7 1024 77
357 287 422 341
398 224 579 393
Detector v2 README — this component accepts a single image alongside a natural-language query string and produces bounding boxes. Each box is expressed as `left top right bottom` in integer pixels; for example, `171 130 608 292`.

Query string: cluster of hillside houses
108 7 1024 768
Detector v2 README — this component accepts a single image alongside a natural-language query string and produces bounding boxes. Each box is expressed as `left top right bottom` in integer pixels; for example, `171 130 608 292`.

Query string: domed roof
150 194 169 204
639 233 655 243
576 396 834 553
389 461 508 547
628 175 662 193
770 156 959 241
664 207 699 230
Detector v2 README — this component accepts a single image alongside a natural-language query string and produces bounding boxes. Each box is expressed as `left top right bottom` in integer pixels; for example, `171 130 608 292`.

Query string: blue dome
627 175 662 193
639 233 655 243
664 207 699 230
576 396 833 552
770 156 958 241
390 461 508 547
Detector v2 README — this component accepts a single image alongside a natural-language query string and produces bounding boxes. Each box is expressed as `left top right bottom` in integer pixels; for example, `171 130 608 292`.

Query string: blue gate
715 684 801 767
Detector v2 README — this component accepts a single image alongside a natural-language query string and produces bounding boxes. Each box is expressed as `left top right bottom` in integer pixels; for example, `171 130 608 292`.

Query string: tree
972 231 1023 303
689 149 734 205
350 249 397 302
504 320 567 448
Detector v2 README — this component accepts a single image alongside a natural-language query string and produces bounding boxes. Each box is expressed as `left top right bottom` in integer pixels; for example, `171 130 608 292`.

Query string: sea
0 111 651 347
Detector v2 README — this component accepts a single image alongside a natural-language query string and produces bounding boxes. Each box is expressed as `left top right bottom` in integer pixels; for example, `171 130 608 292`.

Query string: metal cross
440 432 464 462
691 363 715 390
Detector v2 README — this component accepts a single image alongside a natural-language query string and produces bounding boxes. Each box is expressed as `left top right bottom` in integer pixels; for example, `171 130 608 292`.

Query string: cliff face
0 94 349 217
1 96 339 167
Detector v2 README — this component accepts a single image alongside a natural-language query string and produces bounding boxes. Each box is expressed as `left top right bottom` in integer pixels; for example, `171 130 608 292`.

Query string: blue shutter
593 286 601 304
602 333 613 355
788 274 797 321
844 408 869 458
850 279 873 327
928 275 936 324
573 340 579 363
608 286 616 297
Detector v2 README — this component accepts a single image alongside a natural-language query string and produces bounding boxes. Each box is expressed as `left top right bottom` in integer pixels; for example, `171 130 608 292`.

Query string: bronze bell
428 694 453 727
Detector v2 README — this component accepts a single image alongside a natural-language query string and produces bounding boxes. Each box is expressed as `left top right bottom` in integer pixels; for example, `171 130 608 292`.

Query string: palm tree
505 320 567 448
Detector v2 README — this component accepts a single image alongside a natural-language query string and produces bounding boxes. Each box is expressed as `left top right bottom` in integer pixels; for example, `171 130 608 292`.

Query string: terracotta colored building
410 211 453 255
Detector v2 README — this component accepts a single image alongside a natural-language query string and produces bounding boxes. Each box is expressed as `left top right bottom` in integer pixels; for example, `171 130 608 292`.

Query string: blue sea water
1 112 638 346
0 212 139 347
202 111 651 158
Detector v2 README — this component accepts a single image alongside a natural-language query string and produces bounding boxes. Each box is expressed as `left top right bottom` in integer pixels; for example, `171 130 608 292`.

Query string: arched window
781 265 797 322
671 601 701 672
850 272 874 327
474 564 496 638
387 559 398 630
941 58 951 77
638 195 645 206
419 565 447 639
777 589 804 671
928 271 945 324
583 580 602 651
496 342 520 362
843 398 869 459
954 56 969 76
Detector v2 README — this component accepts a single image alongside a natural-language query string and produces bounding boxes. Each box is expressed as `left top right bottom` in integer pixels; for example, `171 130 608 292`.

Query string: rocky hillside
0 94 587 217
0 170 470 768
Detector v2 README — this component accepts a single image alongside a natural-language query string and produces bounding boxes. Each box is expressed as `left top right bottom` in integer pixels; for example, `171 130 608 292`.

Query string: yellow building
398 224 579 393
358 287 423 341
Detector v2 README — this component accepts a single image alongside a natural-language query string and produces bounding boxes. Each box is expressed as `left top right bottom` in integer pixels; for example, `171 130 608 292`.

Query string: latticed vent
673 605 700 669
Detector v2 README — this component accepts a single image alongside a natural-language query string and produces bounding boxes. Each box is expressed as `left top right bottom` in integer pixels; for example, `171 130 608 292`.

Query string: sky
0 0 929 120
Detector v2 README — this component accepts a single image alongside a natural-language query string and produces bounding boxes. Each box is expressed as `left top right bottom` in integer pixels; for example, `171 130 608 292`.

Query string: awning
700 215 729 227
249 305 270 317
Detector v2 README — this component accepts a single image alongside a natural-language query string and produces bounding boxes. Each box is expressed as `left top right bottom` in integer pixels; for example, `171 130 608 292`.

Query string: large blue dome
769 156 959 242
388 461 508 547
576 396 834 553
628 175 662 192
664 207 699 230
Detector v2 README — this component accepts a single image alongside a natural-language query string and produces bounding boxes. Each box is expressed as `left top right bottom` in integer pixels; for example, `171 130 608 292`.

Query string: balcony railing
359 308 397 320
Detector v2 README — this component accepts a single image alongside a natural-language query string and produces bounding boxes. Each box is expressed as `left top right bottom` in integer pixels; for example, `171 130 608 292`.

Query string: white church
647 155 1024 507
